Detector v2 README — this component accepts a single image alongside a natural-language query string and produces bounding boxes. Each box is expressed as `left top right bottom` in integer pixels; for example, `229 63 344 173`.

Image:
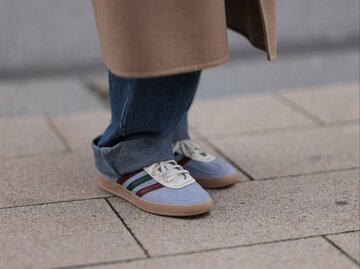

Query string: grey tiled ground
0 116 65 158
0 153 108 208
189 93 315 136
0 200 146 269
93 238 358 269
195 49 359 99
51 110 110 153
0 78 104 117
208 125 359 179
108 169 359 256
0 80 359 269
279 83 359 123
326 231 360 263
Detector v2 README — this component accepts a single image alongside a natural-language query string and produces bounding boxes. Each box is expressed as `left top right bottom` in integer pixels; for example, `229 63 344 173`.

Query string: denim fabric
92 70 201 179
172 111 191 142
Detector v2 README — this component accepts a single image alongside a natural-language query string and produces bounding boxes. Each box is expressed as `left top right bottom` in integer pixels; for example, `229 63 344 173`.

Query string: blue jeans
92 70 201 179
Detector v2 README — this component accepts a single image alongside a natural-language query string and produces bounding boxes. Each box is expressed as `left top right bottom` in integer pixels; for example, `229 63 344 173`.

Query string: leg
92 70 201 179
172 90 195 142
172 112 191 142
92 70 213 217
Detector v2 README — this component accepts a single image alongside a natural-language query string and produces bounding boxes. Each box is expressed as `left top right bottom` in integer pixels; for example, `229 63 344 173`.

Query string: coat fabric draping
92 0 277 78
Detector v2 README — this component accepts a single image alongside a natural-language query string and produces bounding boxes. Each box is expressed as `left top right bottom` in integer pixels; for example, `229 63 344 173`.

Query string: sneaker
173 139 238 188
98 160 213 216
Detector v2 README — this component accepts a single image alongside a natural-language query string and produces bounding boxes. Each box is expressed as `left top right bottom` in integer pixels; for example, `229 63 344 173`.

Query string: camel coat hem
92 0 276 78
106 54 230 79
228 27 277 61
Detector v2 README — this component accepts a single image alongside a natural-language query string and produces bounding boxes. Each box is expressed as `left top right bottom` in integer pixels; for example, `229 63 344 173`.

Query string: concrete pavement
0 77 358 268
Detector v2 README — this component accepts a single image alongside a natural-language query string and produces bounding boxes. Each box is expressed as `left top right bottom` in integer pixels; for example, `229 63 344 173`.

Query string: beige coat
92 0 276 78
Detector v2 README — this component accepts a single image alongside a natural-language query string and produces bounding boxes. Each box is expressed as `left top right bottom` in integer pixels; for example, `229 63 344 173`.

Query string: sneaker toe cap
185 159 237 179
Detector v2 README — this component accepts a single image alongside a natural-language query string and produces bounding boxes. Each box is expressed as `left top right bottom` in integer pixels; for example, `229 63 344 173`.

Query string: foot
98 160 213 216
173 139 238 188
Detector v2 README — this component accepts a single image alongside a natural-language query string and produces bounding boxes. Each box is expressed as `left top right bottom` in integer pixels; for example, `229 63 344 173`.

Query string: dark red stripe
116 169 142 185
135 183 164 197
177 157 191 166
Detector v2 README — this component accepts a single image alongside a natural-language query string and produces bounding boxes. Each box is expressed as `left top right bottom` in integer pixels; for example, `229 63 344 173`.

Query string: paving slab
108 169 359 256
208 124 359 179
94 238 358 269
196 50 359 99
51 111 110 153
326 231 360 263
0 116 65 158
0 153 108 208
0 77 104 117
86 71 108 100
189 93 315 137
0 199 145 269
279 83 359 123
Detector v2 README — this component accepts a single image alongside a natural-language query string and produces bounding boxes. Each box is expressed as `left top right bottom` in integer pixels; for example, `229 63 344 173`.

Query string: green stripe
127 175 152 191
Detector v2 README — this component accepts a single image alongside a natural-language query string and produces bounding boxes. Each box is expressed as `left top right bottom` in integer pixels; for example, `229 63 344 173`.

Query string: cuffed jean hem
92 133 175 180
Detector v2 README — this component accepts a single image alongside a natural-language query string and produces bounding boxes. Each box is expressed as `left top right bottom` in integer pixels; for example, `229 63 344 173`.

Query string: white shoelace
173 139 215 162
146 160 190 183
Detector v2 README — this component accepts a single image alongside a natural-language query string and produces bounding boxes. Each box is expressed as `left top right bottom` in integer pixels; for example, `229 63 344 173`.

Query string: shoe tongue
144 161 195 189
176 140 215 163
163 161 187 180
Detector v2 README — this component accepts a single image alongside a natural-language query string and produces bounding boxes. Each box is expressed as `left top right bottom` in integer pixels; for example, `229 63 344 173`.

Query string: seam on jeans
120 79 134 136
100 148 121 177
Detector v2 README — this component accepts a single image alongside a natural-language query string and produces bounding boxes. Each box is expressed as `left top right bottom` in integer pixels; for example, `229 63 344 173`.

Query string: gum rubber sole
98 177 213 217
194 173 238 188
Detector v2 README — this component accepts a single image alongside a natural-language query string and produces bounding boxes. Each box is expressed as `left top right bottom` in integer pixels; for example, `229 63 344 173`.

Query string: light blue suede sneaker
173 140 238 188
98 160 213 216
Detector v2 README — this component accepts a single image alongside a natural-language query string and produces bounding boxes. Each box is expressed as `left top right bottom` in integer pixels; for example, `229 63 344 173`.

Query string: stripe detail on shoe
116 169 143 185
177 156 191 166
131 179 158 193
115 169 167 198
126 175 152 191
135 183 164 197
